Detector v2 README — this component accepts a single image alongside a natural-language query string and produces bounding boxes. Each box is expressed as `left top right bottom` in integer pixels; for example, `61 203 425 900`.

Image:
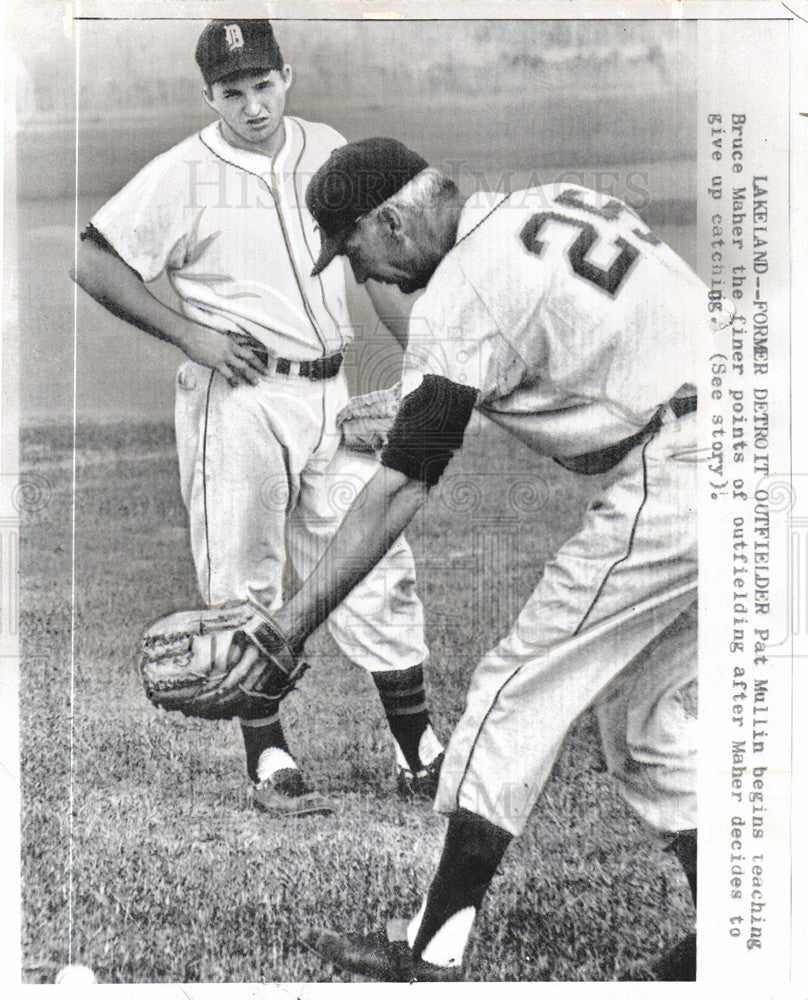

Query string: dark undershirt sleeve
80 223 144 280
381 374 479 487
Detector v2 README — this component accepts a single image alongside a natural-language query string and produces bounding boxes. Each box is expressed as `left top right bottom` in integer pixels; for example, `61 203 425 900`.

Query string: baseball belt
228 332 344 381
554 394 697 476
274 352 344 380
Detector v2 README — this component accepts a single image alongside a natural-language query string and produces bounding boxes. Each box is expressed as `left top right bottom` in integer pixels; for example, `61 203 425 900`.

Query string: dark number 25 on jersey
520 188 660 297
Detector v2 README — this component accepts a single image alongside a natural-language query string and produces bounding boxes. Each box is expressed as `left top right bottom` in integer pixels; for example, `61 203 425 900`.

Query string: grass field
13 13 701 984
19 418 694 984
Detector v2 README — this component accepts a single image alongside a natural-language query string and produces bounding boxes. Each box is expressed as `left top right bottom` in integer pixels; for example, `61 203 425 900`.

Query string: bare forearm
71 239 197 352
71 239 266 385
275 466 428 652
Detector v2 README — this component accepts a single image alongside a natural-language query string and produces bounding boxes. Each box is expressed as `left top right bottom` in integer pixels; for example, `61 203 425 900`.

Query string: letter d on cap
224 24 244 50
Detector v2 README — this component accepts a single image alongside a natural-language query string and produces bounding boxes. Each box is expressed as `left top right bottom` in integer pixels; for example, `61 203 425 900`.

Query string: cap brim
206 55 282 86
311 233 346 276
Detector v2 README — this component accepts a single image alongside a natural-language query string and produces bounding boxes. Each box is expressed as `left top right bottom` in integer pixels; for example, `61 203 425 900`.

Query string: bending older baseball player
71 22 443 817
244 138 717 978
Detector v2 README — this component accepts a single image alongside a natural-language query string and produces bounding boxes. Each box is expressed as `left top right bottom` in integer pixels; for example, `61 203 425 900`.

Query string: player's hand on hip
182 325 267 387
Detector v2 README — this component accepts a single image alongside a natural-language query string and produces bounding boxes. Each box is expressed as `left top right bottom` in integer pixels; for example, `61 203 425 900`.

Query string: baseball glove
337 383 401 453
140 601 307 721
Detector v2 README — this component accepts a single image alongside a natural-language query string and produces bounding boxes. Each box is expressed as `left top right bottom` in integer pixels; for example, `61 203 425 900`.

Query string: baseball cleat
396 751 444 800
303 927 464 982
252 768 335 817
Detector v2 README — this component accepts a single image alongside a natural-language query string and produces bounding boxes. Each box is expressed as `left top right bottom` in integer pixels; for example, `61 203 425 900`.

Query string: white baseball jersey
91 116 427 677
92 116 351 360
401 184 709 457
395 185 703 837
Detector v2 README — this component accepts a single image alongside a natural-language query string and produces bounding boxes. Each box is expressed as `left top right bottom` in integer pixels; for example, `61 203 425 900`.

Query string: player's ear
202 85 216 111
280 64 293 91
379 206 403 240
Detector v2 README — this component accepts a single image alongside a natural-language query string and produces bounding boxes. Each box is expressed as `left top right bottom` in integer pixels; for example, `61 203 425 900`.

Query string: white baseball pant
174 359 428 673
436 407 698 838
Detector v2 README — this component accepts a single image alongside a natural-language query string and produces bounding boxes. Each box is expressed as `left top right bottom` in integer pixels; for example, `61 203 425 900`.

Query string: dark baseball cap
306 138 428 276
195 20 284 88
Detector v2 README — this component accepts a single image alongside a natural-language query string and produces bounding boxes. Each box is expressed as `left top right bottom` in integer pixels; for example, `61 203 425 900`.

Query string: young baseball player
256 138 721 978
71 23 443 817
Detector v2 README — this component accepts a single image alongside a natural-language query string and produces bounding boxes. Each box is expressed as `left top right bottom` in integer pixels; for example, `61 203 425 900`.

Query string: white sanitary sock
256 747 298 783
406 896 476 968
394 724 444 772
419 725 444 766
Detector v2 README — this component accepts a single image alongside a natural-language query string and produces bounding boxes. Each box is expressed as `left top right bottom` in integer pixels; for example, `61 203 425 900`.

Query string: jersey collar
200 117 292 177
454 192 511 246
